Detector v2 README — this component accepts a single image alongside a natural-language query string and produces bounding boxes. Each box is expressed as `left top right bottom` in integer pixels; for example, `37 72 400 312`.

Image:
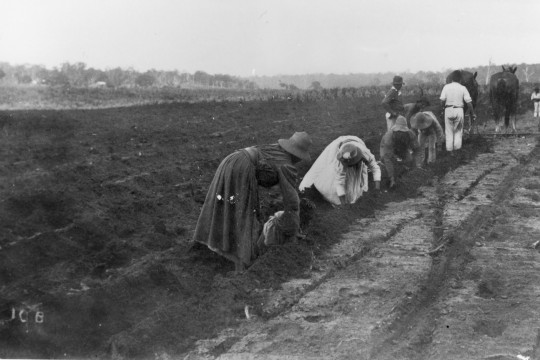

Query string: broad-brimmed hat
392 76 405 85
410 112 434 130
278 131 312 162
337 143 363 166
391 116 409 132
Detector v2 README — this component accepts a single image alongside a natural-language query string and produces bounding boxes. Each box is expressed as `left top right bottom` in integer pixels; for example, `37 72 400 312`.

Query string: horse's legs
513 109 517 133
504 107 512 133
494 104 504 133
471 112 479 134
494 118 500 133
494 114 499 133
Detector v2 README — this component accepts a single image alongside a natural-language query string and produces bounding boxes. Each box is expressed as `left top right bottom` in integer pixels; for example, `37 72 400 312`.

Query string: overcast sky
1 0 538 77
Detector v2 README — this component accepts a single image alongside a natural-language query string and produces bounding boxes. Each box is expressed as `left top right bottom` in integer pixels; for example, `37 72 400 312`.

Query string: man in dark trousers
382 76 406 131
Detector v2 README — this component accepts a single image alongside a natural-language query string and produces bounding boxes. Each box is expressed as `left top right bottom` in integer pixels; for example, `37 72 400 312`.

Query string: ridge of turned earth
183 135 540 360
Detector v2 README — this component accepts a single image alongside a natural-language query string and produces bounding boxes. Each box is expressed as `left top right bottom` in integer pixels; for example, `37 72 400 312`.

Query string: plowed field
0 93 525 359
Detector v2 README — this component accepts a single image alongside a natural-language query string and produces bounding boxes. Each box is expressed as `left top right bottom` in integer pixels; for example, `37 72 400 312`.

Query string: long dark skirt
192 151 260 266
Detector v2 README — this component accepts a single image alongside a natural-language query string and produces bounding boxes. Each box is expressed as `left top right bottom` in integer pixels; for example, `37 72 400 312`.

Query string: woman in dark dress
192 132 312 271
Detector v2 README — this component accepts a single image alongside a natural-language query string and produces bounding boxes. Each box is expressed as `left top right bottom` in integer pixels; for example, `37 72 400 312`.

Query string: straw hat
278 131 312 162
337 143 363 166
410 112 434 130
391 116 409 132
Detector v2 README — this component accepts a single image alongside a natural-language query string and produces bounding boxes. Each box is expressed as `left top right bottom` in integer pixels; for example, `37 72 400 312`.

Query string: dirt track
185 132 540 360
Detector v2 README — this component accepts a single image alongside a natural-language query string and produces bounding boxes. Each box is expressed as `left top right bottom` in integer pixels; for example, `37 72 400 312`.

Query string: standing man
382 76 405 131
439 71 476 154
531 86 540 120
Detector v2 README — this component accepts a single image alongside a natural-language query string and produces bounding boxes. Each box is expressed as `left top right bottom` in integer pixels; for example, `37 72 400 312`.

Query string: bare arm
466 102 476 119
409 131 423 168
365 153 381 191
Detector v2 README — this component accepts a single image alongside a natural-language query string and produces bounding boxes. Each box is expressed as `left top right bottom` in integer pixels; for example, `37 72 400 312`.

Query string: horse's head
446 70 462 83
445 69 479 108
458 71 479 108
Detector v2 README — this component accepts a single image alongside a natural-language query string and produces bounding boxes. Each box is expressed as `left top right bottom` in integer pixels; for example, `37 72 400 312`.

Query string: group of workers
192 73 478 271
380 73 476 187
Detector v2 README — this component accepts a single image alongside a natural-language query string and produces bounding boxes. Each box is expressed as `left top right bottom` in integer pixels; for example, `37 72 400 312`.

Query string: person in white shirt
531 86 540 119
299 136 381 206
439 72 477 153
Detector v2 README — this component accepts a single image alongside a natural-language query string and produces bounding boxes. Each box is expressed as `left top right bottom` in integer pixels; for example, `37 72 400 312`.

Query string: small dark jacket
382 87 405 118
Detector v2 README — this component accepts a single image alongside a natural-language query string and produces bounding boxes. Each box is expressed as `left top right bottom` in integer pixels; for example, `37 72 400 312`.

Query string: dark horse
489 66 519 133
445 70 479 134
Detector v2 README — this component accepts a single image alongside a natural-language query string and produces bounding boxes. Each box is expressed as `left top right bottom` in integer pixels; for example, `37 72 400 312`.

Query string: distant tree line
1 61 539 93
0 62 258 90
250 63 540 89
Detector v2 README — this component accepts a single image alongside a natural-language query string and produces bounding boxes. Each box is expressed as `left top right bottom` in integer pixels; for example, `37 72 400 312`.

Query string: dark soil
0 95 493 359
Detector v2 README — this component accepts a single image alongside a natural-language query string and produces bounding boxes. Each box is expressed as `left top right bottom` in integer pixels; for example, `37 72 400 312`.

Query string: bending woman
299 135 381 205
192 132 312 271
380 116 421 189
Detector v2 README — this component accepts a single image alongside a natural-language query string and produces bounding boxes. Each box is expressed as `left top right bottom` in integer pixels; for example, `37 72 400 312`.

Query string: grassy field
0 85 299 110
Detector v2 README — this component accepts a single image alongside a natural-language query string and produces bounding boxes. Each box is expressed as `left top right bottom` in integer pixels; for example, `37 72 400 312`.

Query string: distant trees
60 62 87 87
522 65 535 82
0 62 258 90
43 70 70 86
279 81 299 91
1 60 538 91
135 72 156 87
16 73 32 84
85 67 108 85
252 63 540 90
485 58 494 86
370 78 381 86
194 71 212 86
214 74 234 88
310 81 322 90
156 70 183 87
106 67 131 88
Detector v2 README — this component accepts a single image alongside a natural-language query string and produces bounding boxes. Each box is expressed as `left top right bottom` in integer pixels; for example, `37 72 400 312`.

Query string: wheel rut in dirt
420 140 540 360
369 137 540 360
183 136 538 360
